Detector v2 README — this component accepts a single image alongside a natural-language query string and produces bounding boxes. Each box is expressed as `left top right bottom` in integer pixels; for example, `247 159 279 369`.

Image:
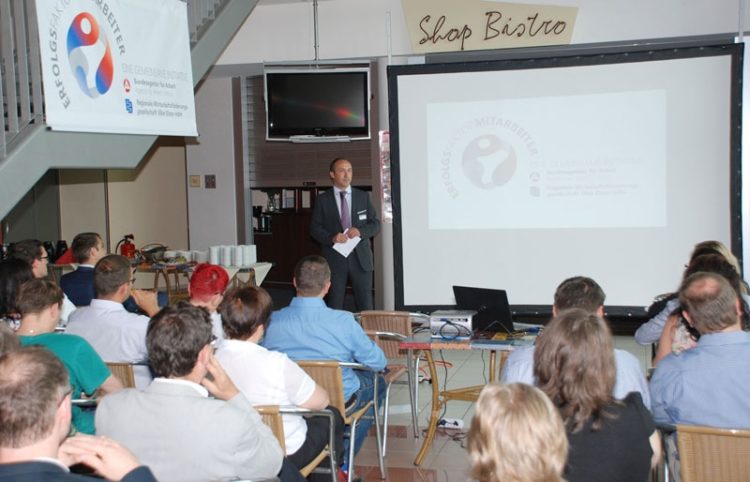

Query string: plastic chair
297 360 385 482
359 310 420 455
255 405 336 481
676 424 750 482
105 362 136 388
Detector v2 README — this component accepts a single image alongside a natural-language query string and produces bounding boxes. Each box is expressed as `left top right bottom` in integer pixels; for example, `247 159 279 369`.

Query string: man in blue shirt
501 276 651 407
263 255 386 471
650 272 750 428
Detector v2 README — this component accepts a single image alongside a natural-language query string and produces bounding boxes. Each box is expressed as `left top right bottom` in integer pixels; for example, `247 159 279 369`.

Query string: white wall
185 77 239 250
218 0 745 66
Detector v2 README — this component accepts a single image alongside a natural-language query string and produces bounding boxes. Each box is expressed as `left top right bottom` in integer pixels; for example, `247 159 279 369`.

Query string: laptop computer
452 286 515 339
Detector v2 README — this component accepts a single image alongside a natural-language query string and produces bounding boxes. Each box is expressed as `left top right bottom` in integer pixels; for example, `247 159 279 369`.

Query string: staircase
0 0 257 220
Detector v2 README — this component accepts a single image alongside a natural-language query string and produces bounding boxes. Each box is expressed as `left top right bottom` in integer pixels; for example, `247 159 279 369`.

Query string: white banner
35 0 197 136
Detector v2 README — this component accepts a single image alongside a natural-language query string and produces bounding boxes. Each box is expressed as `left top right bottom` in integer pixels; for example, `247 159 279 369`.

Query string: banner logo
67 12 113 98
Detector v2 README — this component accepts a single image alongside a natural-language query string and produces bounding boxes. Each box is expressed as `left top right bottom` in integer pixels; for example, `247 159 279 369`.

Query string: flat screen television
264 67 371 141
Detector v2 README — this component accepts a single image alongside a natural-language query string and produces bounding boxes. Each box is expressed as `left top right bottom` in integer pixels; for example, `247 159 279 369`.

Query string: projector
430 310 476 339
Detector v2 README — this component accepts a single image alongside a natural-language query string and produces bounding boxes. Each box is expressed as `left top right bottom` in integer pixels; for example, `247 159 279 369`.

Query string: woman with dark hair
214 286 343 476
653 253 748 363
534 309 661 482
635 240 749 345
0 257 34 329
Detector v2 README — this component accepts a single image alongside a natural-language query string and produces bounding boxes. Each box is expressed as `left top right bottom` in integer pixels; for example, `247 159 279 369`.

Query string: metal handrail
0 0 229 159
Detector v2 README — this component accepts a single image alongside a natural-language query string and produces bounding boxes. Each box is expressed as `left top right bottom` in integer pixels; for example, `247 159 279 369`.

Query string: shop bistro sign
402 0 578 54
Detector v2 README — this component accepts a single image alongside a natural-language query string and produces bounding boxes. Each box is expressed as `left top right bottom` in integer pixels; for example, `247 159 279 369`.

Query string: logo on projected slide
67 12 114 98
461 134 518 188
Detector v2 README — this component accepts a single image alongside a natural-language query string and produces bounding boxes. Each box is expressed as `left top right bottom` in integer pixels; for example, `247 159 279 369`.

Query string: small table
137 262 274 303
400 332 533 466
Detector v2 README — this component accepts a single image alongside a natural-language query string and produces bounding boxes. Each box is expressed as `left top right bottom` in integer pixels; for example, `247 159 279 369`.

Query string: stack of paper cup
221 246 233 267
242 245 256 266
209 246 221 265
193 251 209 263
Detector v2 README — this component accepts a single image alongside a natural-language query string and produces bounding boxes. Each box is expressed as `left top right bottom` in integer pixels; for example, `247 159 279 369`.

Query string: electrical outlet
188 175 201 188
205 174 216 189
438 418 464 429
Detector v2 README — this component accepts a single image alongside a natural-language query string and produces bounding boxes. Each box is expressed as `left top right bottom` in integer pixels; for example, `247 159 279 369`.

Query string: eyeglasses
209 334 218 352
39 255 49 261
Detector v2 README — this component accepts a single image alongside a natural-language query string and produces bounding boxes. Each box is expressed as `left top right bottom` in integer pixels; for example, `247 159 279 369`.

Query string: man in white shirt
95 302 299 482
501 276 651 408
66 255 159 389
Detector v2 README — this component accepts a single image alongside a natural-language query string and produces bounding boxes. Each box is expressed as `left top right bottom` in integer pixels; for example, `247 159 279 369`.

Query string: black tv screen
265 68 370 140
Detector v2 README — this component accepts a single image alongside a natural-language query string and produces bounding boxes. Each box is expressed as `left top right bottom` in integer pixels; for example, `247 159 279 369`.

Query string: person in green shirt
15 279 123 434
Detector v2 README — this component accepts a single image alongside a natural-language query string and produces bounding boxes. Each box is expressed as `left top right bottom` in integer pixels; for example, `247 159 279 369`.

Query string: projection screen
388 43 742 315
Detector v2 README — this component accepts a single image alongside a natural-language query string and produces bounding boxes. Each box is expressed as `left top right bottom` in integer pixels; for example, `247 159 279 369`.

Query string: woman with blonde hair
534 309 660 482
468 382 568 482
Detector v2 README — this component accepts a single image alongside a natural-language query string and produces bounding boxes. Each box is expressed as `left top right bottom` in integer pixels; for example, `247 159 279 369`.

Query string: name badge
358 210 367 221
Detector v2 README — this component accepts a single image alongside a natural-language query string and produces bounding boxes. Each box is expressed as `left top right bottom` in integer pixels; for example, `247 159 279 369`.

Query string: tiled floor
352 336 652 481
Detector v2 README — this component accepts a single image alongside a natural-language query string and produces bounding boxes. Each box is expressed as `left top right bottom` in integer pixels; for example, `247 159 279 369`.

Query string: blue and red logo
67 12 113 98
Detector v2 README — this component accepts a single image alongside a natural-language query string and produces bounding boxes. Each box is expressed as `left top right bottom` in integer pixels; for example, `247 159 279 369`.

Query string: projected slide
427 91 666 229
390 45 740 309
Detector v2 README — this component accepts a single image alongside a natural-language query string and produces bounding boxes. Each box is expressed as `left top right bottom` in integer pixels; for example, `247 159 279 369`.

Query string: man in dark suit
0 346 157 482
60 232 105 306
310 158 381 310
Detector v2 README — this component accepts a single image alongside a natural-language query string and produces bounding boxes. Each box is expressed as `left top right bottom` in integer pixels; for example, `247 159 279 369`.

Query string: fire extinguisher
116 234 136 259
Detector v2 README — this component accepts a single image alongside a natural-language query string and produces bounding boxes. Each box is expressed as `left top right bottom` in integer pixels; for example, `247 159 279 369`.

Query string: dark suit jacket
0 461 157 482
60 266 95 306
310 187 380 271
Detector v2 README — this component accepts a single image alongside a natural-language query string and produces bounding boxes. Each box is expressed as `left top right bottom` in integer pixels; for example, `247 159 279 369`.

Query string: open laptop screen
452 286 515 334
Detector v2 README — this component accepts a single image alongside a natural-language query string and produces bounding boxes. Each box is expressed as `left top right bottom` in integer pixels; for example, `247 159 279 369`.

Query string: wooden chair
359 310 420 455
676 424 750 482
105 362 136 388
255 405 336 482
297 360 385 482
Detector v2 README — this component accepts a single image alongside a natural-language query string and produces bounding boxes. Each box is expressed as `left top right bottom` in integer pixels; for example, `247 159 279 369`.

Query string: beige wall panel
107 145 189 255
58 170 108 248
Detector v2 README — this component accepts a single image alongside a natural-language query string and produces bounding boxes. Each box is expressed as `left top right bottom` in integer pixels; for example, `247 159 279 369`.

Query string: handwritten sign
401 0 578 54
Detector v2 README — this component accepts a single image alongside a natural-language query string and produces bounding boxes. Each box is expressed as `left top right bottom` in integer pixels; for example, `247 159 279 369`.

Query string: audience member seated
262 255 386 474
15 279 123 435
0 346 156 482
0 258 34 330
0 323 19 356
653 254 748 364
66 255 159 389
501 276 650 407
636 240 750 345
534 309 661 482
95 302 299 482
58 232 167 315
60 233 106 307
216 285 345 476
9 239 76 323
650 272 750 428
468 383 568 482
188 263 229 341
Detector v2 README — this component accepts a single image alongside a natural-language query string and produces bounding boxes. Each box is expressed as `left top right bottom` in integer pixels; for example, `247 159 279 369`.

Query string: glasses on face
39 255 49 261
209 334 218 352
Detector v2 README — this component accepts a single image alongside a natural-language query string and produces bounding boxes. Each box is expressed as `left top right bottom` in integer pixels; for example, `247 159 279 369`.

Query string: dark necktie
340 191 351 230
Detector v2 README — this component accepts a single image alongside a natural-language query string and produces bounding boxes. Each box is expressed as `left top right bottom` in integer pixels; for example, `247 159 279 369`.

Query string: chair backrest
255 405 287 453
297 360 346 415
105 362 136 388
359 311 411 358
677 424 750 482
